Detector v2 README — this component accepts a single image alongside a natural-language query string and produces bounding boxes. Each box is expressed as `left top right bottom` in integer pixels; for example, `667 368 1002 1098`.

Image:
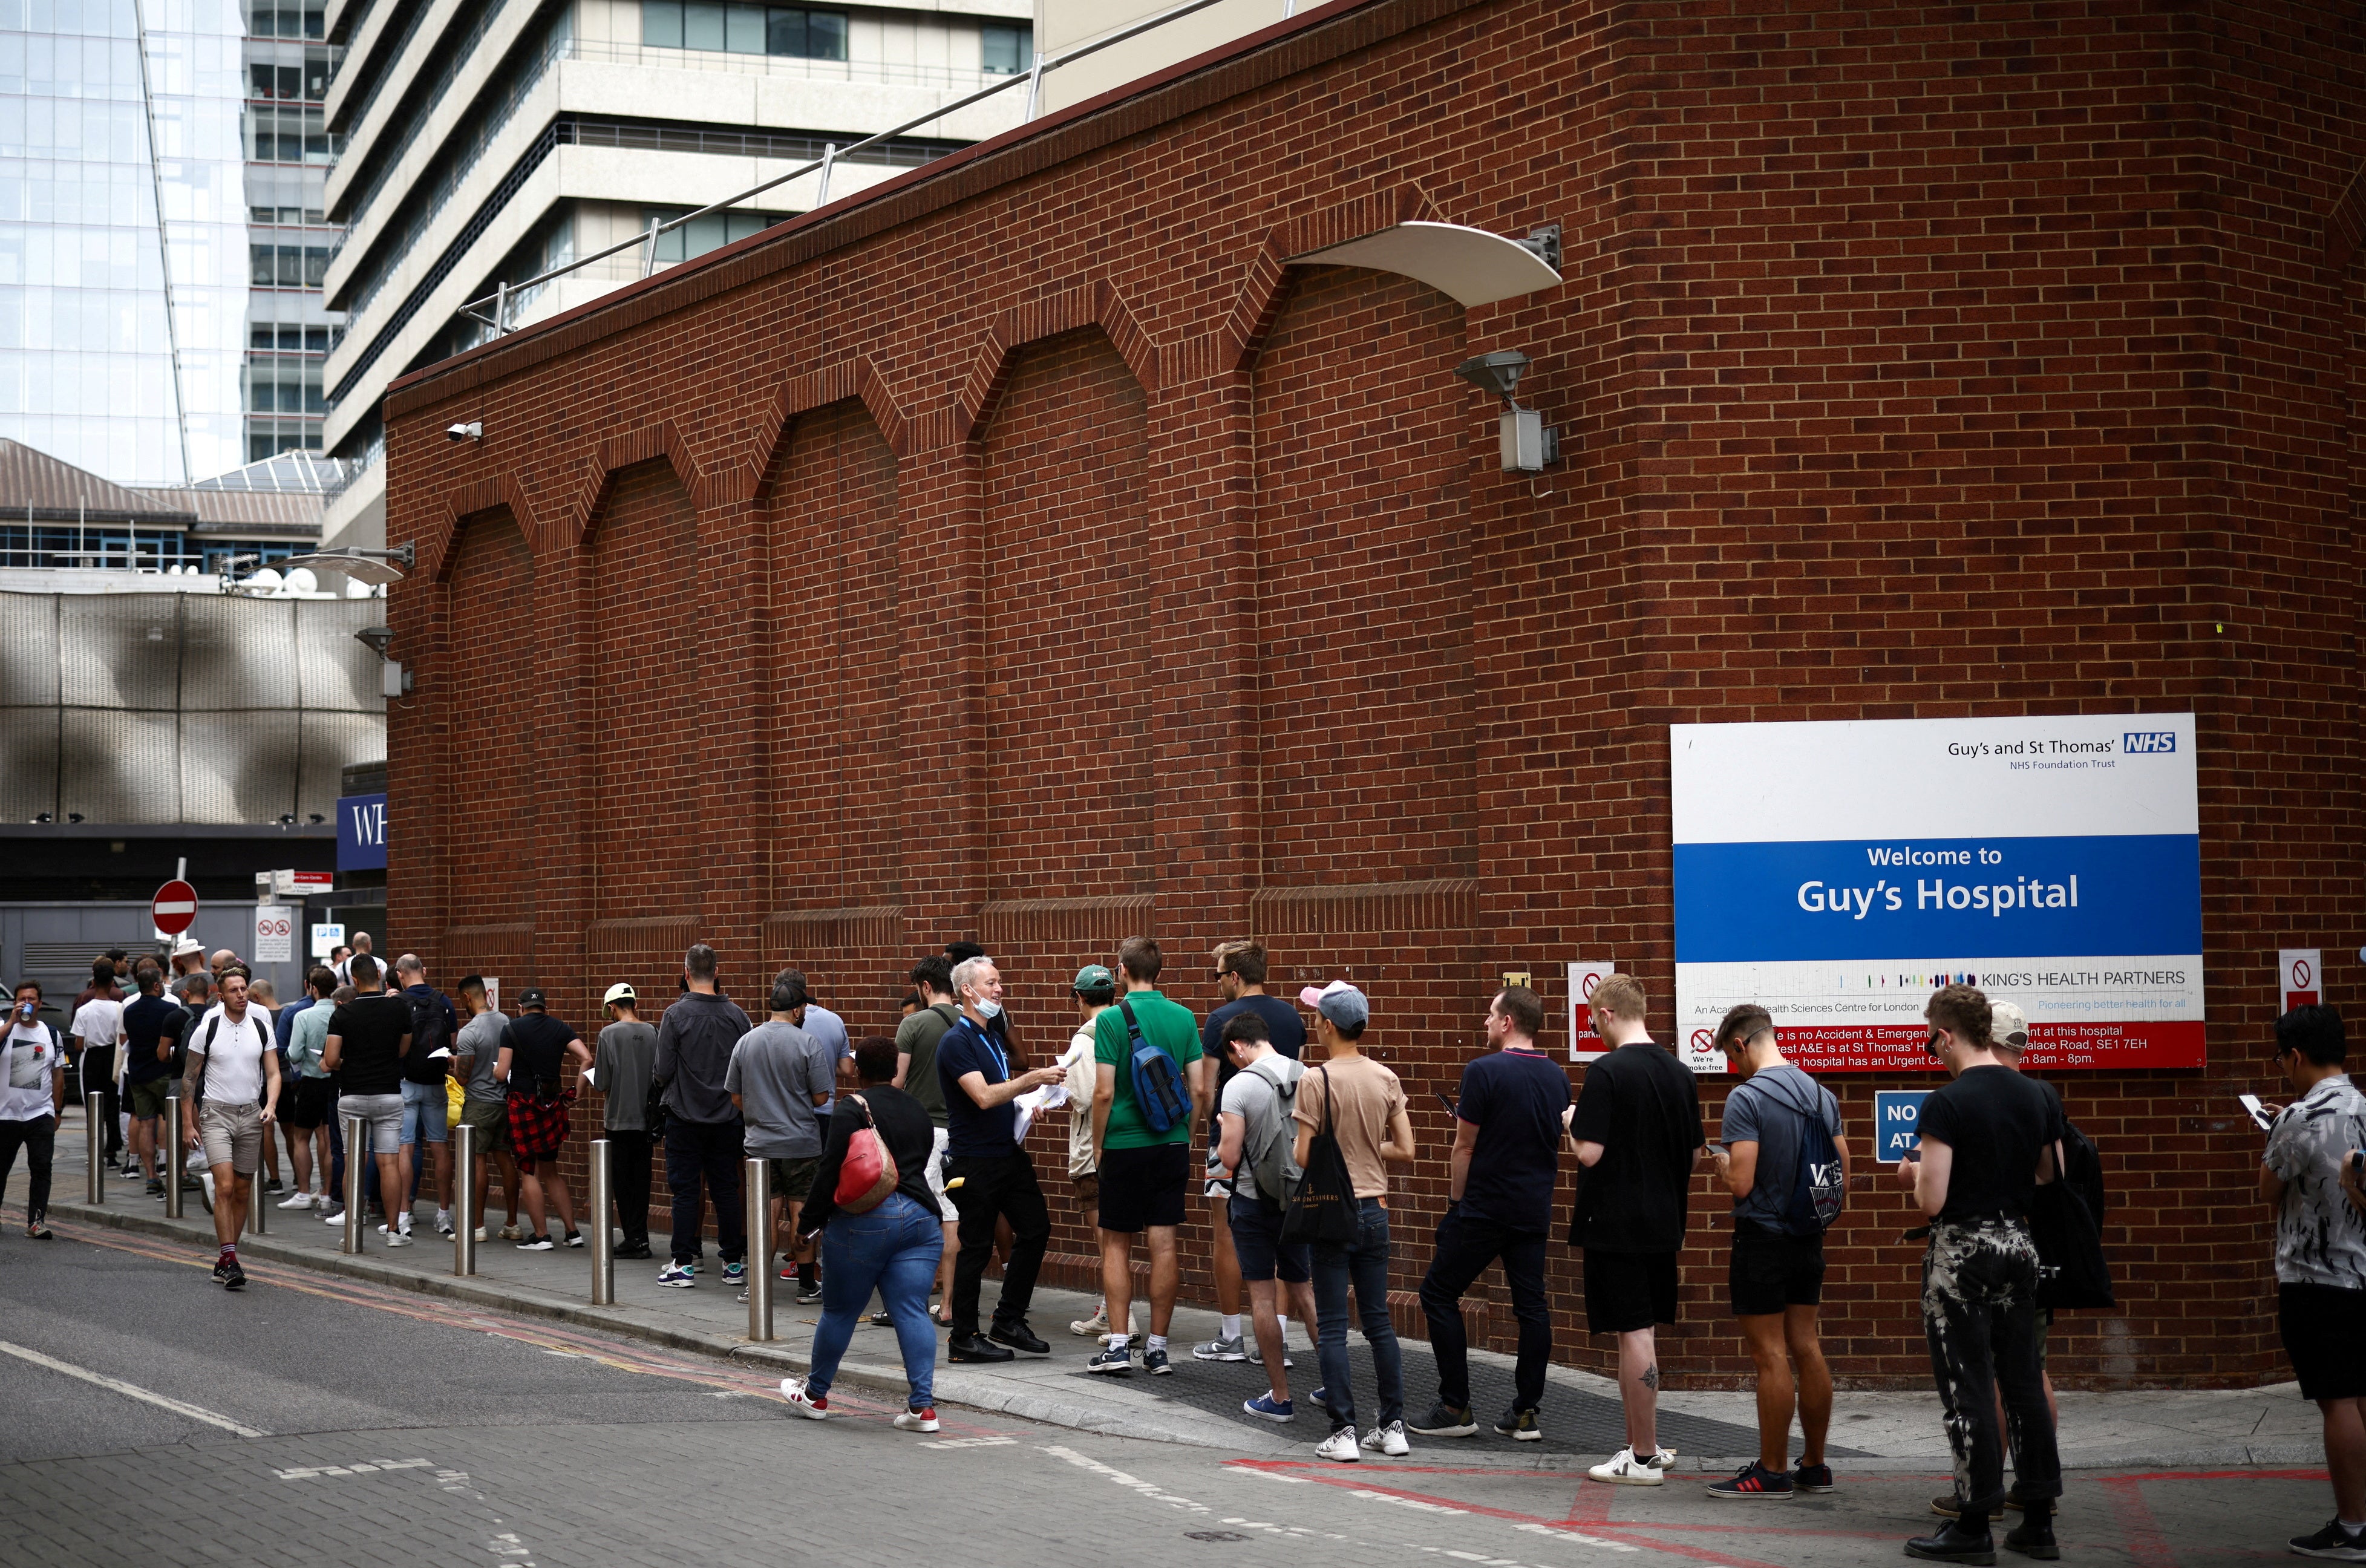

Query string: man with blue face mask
938 954 1064 1364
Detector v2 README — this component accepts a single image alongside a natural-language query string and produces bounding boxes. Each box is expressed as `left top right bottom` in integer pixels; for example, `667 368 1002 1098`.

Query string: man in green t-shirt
894 955 962 1323
1087 936 1209 1376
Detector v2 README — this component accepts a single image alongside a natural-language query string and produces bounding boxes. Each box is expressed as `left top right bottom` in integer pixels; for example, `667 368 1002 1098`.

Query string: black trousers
666 1117 745 1266
1922 1217 2062 1514
1420 1206 1552 1414
946 1150 1050 1336
0 1114 57 1224
608 1128 653 1247
80 1049 122 1156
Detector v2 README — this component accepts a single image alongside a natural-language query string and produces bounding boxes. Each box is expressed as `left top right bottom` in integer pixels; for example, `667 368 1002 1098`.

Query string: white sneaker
434 1209 453 1236
277 1190 315 1209
472 1226 489 1242
384 1230 415 1247
1647 1445 1679 1469
894 1408 940 1433
1589 1446 1666 1486
779 1377 828 1419
1070 1305 1109 1337
1315 1427 1364 1463
498 1221 525 1241
321 1205 347 1225
1361 1420 1410 1457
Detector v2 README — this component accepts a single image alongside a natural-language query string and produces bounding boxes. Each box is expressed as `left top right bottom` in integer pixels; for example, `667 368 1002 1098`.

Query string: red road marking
2105 1474 2183 1568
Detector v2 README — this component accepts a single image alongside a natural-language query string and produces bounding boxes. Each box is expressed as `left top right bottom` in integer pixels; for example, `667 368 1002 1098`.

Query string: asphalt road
0 1221 2339 1568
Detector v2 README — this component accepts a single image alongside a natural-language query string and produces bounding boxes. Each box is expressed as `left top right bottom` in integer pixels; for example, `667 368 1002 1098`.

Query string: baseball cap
518 986 548 1010
1072 964 1115 995
1989 1000 2028 1052
1298 979 1369 1030
603 982 637 1007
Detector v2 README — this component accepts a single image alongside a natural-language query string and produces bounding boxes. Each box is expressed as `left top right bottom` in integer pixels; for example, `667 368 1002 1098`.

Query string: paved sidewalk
31 1110 2322 1471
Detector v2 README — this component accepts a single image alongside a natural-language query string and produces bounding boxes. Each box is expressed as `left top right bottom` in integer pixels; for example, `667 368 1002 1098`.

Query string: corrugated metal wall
0 592 385 825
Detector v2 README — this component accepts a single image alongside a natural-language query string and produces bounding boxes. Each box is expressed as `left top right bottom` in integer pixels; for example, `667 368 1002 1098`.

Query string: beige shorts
199 1101 264 1175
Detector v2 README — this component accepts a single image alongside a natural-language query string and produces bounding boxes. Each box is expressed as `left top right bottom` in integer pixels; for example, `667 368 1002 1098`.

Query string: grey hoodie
653 991 753 1125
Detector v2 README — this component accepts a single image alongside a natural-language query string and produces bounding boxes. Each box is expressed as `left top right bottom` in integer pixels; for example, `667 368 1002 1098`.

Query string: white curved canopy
1287 221 1563 307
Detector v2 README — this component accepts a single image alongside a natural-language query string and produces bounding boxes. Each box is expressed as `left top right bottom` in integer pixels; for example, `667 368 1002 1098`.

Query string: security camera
446 421 482 442
355 625 394 658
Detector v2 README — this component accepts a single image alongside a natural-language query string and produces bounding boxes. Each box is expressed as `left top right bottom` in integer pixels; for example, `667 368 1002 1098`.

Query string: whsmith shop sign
1670 714 2203 1073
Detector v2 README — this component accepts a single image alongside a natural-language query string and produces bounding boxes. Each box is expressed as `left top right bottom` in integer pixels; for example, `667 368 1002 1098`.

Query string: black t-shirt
802 1083 937 1233
1916 1065 2065 1223
1203 995 1306 1129
121 994 184 1084
506 1011 575 1096
326 992 412 1096
1455 1046 1569 1233
1569 1040 1704 1252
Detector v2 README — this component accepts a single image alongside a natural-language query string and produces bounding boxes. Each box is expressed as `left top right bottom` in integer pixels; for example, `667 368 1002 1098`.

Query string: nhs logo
2123 731 2177 754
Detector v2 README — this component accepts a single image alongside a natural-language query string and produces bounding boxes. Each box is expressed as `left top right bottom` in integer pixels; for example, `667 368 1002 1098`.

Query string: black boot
1907 1512 1998 1565
2004 1500 2059 1560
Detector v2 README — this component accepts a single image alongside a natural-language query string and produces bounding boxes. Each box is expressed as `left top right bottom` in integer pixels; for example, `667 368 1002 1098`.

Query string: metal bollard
453 1120 476 1277
589 1139 614 1305
85 1092 104 1203
165 1097 185 1218
341 1113 366 1254
248 1154 266 1235
744 1155 773 1341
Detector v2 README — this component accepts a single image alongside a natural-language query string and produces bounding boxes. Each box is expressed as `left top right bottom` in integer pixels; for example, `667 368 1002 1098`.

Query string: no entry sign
150 879 199 936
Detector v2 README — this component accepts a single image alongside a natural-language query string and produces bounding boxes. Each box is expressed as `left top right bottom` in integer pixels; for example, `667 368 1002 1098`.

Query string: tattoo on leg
1641 1364 1659 1390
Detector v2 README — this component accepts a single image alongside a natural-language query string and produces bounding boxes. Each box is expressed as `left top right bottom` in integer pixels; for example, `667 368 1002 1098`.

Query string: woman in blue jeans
782 1038 945 1429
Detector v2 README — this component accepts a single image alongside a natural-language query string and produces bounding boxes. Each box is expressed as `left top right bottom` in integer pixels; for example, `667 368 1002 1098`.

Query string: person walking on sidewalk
1414 985 1568 1445
1900 984 2064 1565
940 954 1063 1364
279 967 338 1211
323 955 412 1240
1703 1004 1845 1500
122 960 185 1198
453 976 522 1243
727 973 835 1304
780 1037 947 1431
500 988 592 1251
1196 939 1304 1365
1570 973 1703 1487
2260 1004 2366 1561
70 965 125 1170
1 980 65 1240
1293 979 1416 1462
593 983 656 1259
181 972 281 1287
1213 1010 1315 1422
653 945 753 1289
1064 965 1125 1341
894 955 962 1323
1087 938 1209 1376
394 956 459 1237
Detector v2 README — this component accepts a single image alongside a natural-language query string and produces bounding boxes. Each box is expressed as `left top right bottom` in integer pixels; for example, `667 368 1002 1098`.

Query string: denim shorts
343 1092 404 1155
400 1079 449 1145
1226 1191 1312 1284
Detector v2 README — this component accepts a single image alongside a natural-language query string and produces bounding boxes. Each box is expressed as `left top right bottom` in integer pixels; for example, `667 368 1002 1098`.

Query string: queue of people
10 936 2363 1566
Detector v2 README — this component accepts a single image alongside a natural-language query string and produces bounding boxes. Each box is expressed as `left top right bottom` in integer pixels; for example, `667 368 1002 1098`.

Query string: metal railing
454 0 1261 336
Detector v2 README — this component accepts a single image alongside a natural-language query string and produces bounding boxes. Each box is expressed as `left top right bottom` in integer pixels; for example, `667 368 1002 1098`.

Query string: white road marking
1513 1521 1638 1553
275 1457 432 1481
1039 1445 1212 1512
0 1338 267 1437
1234 1467 1311 1484
1352 1488 1470 1515
920 1435 1018 1449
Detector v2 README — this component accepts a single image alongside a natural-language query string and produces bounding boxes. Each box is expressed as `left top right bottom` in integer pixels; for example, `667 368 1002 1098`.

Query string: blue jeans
400 1080 448 1146
806 1192 946 1411
1312 1197 1403 1432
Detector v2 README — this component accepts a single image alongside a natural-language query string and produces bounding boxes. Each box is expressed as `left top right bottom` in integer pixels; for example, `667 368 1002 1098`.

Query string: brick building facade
379 0 2366 1387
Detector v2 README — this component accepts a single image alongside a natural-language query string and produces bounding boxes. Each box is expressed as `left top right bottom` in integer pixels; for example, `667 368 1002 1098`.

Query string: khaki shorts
1071 1168 1100 1213
768 1155 820 1203
199 1101 264 1175
458 1096 511 1154
128 1077 173 1120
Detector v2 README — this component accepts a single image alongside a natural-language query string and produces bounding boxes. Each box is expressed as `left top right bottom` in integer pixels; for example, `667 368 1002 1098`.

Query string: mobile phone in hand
2238 1094 2275 1132
1903 1145 1923 1163
1436 1091 1458 1119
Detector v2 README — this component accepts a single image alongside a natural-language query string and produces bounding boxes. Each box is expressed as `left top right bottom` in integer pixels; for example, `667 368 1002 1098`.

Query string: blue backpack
1119 999 1190 1136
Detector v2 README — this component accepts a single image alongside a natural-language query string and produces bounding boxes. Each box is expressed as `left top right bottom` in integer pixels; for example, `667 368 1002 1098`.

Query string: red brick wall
377 0 2366 1386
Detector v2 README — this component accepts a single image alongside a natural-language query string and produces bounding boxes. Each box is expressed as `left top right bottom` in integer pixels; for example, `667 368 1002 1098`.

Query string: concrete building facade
376 0 2364 1387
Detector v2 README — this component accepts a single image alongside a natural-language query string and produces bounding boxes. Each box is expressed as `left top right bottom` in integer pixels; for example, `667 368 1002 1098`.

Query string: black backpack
1766 1073 1846 1237
2033 1114 2114 1310
405 990 453 1083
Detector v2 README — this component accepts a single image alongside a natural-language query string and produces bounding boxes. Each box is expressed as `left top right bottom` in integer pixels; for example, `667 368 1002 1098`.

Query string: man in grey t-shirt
453 976 521 1243
596 982 659 1259
725 970 835 1302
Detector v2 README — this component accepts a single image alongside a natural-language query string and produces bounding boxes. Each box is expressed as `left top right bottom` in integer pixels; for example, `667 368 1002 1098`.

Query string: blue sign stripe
336 792 387 872
1672 834 2201 962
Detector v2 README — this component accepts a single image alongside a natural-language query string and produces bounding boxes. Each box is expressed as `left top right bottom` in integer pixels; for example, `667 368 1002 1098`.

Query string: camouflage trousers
1921 1217 2061 1514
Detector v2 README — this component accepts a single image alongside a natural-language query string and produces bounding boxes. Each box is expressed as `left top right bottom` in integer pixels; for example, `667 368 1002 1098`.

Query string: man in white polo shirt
181 970 282 1289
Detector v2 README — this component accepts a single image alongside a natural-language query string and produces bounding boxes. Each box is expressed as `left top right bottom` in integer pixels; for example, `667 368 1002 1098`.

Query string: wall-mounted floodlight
1454 350 1560 472
447 422 483 442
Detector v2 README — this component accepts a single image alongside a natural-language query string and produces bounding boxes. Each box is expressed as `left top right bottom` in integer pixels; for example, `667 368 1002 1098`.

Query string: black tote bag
2030 1138 2115 1310
1282 1065 1358 1246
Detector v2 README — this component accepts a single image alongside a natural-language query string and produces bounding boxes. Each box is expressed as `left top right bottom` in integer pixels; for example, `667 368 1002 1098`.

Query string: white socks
1221 1315 1242 1341
1108 1333 1130 1353
1147 1333 1169 1353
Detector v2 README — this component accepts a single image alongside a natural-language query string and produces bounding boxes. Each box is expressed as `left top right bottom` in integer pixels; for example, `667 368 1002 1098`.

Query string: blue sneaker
724 1261 747 1285
657 1261 696 1288
1243 1393 1295 1423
